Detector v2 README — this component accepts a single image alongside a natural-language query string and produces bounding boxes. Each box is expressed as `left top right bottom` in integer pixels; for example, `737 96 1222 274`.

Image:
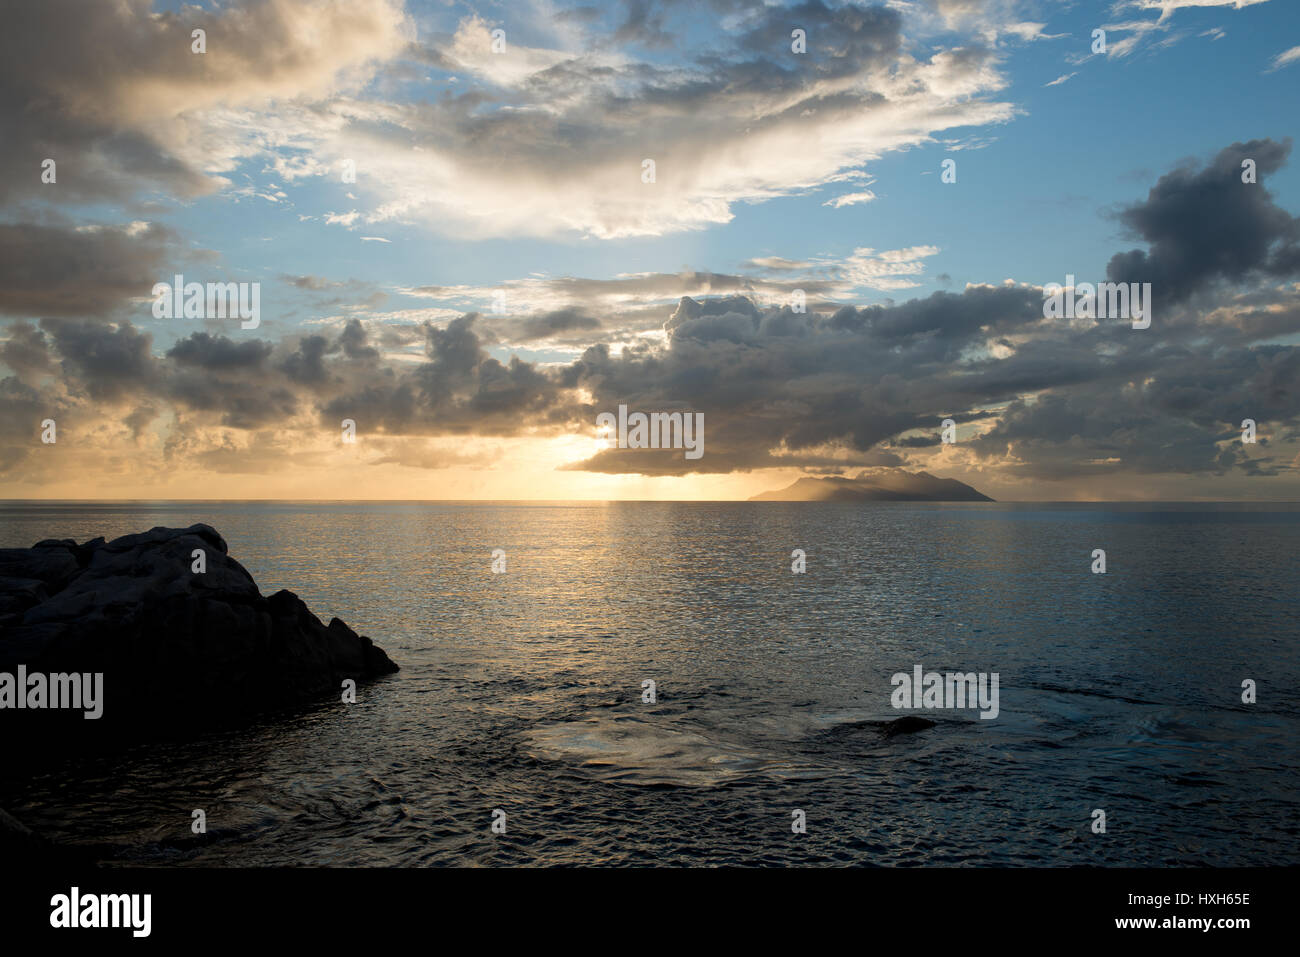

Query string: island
749 469 993 502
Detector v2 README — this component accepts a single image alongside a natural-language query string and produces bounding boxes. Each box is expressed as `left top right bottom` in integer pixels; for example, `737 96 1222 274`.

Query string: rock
879 716 937 738
0 576 50 620
0 806 45 860
0 806 92 864
0 524 397 752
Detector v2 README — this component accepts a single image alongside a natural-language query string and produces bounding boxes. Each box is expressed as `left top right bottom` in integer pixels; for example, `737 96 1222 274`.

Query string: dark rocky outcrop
879 715 937 738
813 715 938 751
0 524 397 752
0 806 44 859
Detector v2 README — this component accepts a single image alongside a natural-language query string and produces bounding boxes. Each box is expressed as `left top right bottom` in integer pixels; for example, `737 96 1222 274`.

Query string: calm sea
2 501 1297 866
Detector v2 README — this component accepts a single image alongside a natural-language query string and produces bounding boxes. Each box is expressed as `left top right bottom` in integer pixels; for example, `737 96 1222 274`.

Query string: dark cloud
281 276 387 312
0 375 59 474
43 318 156 400
613 0 675 49
283 275 354 291
0 0 406 207
2 138 1299 490
554 5 602 25
338 318 381 359
278 335 333 387
736 0 903 74
0 222 178 318
123 404 159 439
557 288 1054 474
167 333 273 371
0 3 223 206
4 262 1299 484
1106 139 1300 306
514 309 602 342
0 322 54 380
0 0 215 207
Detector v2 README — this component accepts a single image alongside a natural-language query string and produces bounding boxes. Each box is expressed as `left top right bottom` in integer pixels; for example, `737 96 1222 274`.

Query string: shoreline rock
0 524 398 752
0 806 44 859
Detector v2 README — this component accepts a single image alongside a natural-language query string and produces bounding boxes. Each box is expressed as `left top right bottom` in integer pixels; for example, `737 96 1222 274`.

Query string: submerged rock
879 716 937 738
0 524 397 749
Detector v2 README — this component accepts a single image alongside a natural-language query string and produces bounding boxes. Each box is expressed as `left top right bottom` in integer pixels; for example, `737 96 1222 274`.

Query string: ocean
2 501 1297 866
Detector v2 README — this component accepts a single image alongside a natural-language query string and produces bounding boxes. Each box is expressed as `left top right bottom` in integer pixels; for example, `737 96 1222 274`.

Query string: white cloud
1125 0 1269 21
837 246 941 292
7 0 1019 241
1103 0 1269 57
440 15 573 88
823 190 878 208
216 8 1019 241
1269 45 1300 71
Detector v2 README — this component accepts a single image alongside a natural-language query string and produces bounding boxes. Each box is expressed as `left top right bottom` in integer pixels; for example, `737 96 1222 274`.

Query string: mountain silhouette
749 469 993 502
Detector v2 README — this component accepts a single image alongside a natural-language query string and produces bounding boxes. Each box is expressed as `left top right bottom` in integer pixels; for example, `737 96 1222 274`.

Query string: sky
1 0 1298 501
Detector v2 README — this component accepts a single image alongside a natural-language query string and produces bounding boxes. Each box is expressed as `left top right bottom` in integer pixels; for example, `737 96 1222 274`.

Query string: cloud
0 0 412 207
2 9 1299 505
1101 0 1269 57
436 15 573 86
1106 139 1300 308
4 266 1299 487
0 221 180 318
392 248 942 343
0 323 54 380
1125 0 1269 20
167 333 273 371
823 190 878 208
912 1 1068 44
43 318 157 401
1268 45 1300 71
0 0 1031 242
742 257 815 273
197 2 1021 238
514 309 603 342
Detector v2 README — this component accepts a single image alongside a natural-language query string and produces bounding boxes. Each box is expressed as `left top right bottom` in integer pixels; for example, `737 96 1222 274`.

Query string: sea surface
1 501 1298 866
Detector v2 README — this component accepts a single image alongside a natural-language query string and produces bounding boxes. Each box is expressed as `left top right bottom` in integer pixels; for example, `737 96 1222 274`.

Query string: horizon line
2 498 1298 505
